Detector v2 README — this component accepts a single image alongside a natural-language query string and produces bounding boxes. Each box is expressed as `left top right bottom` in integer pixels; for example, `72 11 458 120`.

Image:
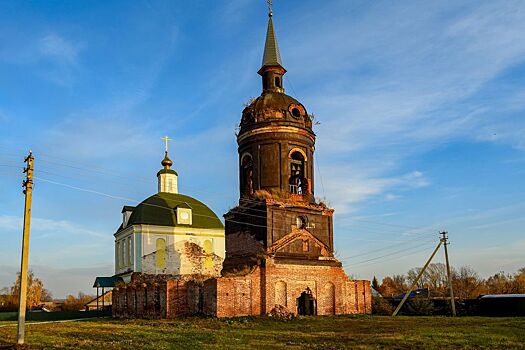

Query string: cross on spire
161 136 173 153
267 0 273 17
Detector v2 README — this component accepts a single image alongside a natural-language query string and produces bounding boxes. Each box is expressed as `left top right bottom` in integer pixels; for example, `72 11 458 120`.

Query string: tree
9 270 50 310
372 276 379 291
378 275 407 297
407 263 449 296
485 272 514 294
0 287 10 310
62 292 94 311
452 266 484 299
510 267 525 293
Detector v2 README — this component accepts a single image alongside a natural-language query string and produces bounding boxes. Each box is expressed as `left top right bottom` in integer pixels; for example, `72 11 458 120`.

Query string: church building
114 149 225 281
111 8 371 318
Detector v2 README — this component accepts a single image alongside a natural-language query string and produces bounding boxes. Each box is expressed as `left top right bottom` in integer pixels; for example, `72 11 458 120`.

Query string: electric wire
345 243 437 269
339 239 436 266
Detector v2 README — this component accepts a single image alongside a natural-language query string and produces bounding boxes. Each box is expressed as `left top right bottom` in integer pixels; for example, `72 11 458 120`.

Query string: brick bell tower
218 7 371 317
218 9 370 318
223 10 339 273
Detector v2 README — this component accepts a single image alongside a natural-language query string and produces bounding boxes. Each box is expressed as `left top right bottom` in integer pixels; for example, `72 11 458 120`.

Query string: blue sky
1 0 524 298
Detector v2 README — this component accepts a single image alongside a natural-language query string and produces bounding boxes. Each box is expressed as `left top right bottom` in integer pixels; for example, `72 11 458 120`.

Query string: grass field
0 315 524 349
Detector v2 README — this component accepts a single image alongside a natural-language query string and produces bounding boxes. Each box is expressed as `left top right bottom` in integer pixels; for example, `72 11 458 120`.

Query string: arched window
296 216 307 229
127 237 131 267
240 154 253 196
289 151 307 195
120 240 125 269
115 241 120 270
156 238 166 269
275 76 281 88
203 240 213 269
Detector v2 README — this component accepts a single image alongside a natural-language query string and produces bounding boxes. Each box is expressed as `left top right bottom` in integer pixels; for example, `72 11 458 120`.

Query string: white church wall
114 226 135 275
137 225 225 277
115 224 225 277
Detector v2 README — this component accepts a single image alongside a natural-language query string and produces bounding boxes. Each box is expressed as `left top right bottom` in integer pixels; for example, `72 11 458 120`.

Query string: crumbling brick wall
211 259 371 317
113 264 371 319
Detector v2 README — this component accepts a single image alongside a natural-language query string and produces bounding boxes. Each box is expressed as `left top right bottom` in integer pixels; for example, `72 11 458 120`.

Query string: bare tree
407 263 449 296
485 272 514 294
62 292 94 311
379 275 407 296
452 266 484 299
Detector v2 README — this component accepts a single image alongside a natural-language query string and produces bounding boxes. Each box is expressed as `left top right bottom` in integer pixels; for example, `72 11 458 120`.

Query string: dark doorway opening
297 287 317 316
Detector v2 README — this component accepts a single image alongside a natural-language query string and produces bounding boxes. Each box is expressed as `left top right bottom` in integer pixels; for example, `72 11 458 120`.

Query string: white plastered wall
114 224 225 277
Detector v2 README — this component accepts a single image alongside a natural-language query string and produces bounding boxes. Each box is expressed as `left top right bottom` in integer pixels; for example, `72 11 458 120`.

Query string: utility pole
17 151 34 345
441 231 456 316
392 236 443 316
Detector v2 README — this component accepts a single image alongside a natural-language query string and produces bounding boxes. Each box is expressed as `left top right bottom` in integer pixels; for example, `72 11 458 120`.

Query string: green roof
93 276 123 288
157 168 178 176
121 205 135 213
125 192 224 230
261 15 283 69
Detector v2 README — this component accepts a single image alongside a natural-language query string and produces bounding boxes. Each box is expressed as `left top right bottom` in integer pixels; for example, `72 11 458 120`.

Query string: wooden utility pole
17 151 34 345
392 236 443 316
441 231 457 316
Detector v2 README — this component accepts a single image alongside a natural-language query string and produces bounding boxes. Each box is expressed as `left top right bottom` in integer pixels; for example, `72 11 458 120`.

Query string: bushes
372 296 394 315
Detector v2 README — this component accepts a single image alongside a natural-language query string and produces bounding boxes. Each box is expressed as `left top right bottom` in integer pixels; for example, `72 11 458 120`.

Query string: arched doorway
296 287 316 316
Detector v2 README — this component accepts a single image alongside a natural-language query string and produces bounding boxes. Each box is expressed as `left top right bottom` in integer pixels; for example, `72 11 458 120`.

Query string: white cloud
320 167 429 214
38 34 80 64
0 215 105 238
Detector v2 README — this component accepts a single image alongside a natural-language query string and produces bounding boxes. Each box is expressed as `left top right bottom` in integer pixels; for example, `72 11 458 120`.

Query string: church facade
112 10 371 319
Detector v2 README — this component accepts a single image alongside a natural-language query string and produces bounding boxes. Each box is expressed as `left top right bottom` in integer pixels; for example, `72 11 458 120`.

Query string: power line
336 235 438 261
340 239 436 266
344 243 437 269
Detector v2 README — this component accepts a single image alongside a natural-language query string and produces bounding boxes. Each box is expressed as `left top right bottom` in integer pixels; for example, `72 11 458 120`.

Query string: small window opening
241 154 254 196
289 151 308 195
275 76 281 88
296 216 307 229
291 108 301 118
303 240 309 252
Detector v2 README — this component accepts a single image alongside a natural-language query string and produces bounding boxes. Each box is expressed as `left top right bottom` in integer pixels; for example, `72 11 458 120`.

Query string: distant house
478 294 525 316
84 290 112 311
42 299 66 312
392 288 429 300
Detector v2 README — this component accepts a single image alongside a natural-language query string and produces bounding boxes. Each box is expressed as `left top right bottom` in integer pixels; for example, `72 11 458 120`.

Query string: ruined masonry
112 10 371 318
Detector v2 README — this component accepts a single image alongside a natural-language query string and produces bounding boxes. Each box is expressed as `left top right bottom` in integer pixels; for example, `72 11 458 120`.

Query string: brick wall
113 263 371 318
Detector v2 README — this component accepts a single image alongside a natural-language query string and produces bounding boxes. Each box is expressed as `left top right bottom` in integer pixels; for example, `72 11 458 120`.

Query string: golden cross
267 0 272 16
161 136 173 153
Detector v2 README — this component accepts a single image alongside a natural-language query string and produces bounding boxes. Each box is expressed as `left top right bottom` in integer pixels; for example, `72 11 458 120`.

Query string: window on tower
275 76 281 88
240 154 254 196
289 151 308 195
296 216 307 229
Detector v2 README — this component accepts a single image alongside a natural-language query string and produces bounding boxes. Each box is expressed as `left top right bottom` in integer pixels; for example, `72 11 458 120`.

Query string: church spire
261 13 283 70
258 3 286 93
157 136 178 194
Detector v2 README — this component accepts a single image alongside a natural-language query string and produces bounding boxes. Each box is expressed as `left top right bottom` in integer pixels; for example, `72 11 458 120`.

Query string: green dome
125 192 224 230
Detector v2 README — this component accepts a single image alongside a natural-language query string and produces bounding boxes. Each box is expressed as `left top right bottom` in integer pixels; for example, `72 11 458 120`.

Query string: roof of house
93 276 123 288
480 294 525 299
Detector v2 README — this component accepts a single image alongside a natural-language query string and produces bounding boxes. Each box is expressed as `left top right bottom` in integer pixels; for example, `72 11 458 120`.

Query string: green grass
0 316 524 349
